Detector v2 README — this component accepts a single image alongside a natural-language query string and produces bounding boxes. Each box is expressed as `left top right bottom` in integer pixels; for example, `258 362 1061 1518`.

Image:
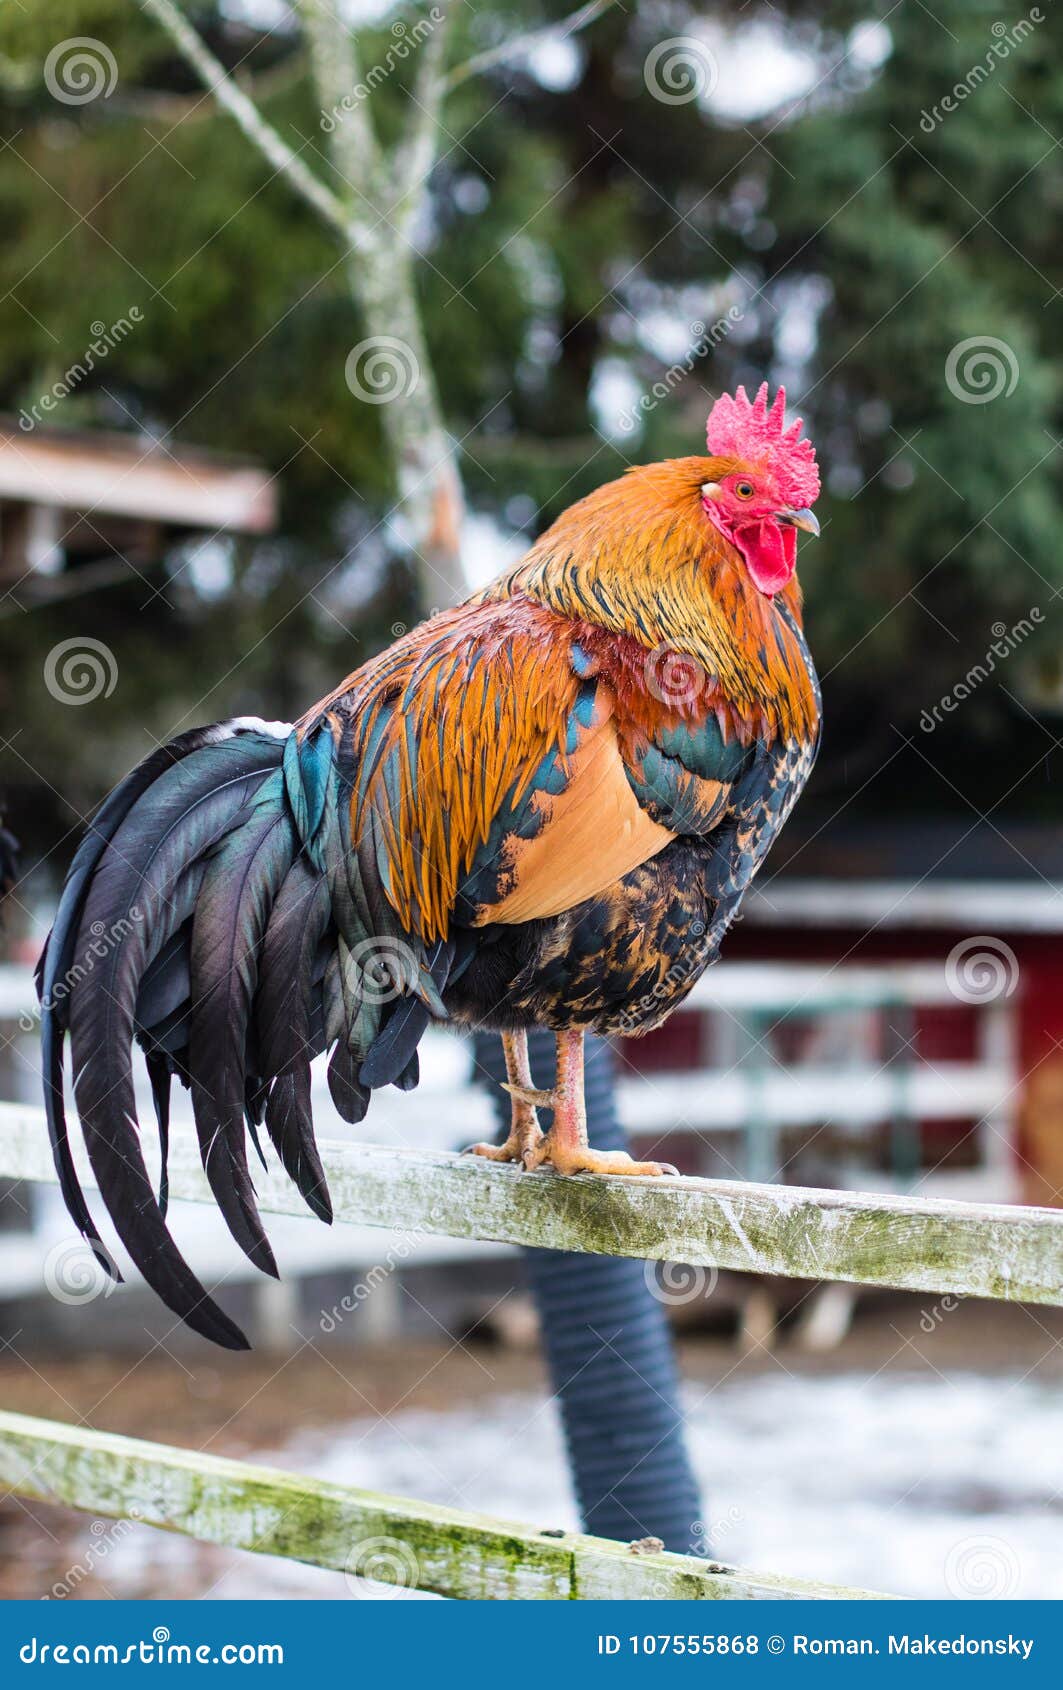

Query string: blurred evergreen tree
0 0 1060 865
756 0 1061 810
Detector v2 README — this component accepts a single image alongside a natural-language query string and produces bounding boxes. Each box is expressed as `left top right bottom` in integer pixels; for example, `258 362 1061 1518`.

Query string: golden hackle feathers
477 456 818 745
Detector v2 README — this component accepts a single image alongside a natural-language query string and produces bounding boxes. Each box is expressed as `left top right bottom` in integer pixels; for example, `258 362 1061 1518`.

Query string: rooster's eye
735 480 755 499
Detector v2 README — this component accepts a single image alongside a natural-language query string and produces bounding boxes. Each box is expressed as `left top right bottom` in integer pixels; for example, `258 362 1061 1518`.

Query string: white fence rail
0 1102 1059 1305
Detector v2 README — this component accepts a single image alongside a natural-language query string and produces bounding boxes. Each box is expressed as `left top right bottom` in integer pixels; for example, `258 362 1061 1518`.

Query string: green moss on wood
1 1102 1062 1305
0 1410 889 1601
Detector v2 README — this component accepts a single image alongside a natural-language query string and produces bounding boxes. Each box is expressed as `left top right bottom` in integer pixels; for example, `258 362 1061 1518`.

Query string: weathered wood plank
0 1411 887 1600
1 1101 1061 1304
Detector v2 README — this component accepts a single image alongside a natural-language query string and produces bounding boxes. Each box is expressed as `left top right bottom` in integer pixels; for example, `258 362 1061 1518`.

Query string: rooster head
701 383 820 596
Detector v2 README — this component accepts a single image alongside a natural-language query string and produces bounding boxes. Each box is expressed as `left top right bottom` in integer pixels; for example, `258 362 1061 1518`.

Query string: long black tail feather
68 731 288 1347
255 856 334 1220
41 715 443 1348
38 727 236 1276
185 775 299 1277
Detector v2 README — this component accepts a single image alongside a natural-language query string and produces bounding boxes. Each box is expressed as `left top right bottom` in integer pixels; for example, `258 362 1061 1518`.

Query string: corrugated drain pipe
472 1028 703 1552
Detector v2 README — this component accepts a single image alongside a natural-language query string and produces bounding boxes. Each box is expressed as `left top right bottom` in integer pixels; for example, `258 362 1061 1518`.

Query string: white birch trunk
142 0 467 607
349 235 466 608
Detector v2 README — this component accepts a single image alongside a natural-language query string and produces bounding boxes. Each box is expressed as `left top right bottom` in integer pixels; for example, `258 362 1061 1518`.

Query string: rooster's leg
523 1030 678 1178
463 1029 546 1167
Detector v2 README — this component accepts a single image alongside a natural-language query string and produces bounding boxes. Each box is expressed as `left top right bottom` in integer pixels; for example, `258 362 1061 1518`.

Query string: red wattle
734 519 796 596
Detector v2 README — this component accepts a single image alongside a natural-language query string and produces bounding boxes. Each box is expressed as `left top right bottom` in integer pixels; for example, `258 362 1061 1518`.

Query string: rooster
39 384 821 1349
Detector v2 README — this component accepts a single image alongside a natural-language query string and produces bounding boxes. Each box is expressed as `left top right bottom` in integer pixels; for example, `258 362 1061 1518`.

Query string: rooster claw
461 1141 519 1161
501 1081 555 1108
463 1125 547 1167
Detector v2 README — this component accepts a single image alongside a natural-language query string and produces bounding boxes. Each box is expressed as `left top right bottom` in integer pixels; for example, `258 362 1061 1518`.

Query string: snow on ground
98 1369 1063 1600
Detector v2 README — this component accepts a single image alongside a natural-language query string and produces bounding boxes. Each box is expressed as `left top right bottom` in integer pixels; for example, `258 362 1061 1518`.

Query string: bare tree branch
296 0 385 208
135 0 619 608
442 0 617 92
388 4 453 222
138 0 351 241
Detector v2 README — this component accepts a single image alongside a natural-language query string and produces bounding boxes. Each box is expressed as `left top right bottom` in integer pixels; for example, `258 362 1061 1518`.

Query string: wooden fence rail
0 1102 1061 1305
0 1098 1058 1600
0 1411 889 1601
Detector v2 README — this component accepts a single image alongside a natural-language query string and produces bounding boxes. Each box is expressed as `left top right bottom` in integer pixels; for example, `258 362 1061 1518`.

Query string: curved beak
777 506 820 537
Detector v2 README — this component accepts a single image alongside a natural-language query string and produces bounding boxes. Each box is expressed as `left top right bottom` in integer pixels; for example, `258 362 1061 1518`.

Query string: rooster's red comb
706 382 820 506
